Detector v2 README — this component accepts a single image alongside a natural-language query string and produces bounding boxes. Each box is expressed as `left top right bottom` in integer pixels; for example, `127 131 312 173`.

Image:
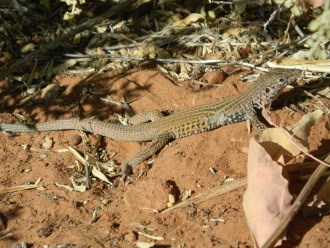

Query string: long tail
0 118 155 142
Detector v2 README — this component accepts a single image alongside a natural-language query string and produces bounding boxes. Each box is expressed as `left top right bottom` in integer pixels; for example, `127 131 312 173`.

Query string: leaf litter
243 109 327 247
0 0 329 246
243 138 293 247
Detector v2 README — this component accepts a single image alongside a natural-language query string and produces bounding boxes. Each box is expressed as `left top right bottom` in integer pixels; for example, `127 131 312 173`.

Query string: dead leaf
255 110 323 164
173 13 205 28
0 179 44 194
136 241 155 248
317 87 330 98
70 177 87 192
287 110 324 147
243 139 293 247
91 166 112 185
255 128 304 163
55 182 74 191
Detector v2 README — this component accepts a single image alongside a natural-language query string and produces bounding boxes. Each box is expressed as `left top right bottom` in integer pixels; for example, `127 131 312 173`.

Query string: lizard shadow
0 208 21 243
0 69 163 122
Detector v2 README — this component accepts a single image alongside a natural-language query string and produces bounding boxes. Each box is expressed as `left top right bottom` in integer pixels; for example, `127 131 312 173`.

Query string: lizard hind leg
113 131 174 177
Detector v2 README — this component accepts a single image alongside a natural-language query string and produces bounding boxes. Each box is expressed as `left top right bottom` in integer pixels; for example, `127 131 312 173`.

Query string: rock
202 71 226 84
69 134 82 147
124 231 138 242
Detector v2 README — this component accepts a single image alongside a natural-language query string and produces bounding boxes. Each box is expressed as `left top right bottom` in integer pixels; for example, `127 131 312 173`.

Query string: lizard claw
109 163 132 180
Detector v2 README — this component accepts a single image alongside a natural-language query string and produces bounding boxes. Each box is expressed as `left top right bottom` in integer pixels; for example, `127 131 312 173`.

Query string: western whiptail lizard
0 69 301 176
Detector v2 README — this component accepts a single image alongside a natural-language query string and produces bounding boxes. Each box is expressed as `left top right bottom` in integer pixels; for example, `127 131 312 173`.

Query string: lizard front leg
249 114 267 131
243 108 267 131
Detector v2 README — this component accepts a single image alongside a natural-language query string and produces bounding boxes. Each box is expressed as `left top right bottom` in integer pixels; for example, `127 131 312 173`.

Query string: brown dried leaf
287 110 324 148
243 139 293 247
173 13 205 28
317 87 330 98
91 166 112 185
255 128 304 164
255 110 323 164
136 241 155 248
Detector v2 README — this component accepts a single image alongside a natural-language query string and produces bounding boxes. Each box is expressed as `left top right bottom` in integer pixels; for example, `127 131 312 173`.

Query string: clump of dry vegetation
0 1 329 247
0 0 329 83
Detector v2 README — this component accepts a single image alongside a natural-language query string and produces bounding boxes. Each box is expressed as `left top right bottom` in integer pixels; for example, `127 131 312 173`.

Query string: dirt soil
0 68 329 247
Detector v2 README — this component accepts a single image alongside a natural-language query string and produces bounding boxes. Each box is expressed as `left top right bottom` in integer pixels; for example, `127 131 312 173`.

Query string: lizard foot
109 163 132 181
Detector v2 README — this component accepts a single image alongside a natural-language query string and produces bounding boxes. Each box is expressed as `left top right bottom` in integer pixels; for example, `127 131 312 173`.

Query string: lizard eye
265 87 271 93
278 77 284 82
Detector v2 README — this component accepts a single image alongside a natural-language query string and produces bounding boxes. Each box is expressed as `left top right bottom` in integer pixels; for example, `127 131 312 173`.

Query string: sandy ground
0 68 329 247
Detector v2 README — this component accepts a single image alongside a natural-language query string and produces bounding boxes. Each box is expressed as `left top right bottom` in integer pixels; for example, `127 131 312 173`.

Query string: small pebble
124 231 138 242
69 134 82 146
202 71 226 84
41 136 53 150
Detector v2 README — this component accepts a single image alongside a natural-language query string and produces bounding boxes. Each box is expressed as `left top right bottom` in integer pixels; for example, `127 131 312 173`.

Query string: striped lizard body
0 69 301 176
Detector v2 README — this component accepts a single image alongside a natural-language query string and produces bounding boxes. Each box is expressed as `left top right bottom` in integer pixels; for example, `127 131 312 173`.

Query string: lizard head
253 69 302 107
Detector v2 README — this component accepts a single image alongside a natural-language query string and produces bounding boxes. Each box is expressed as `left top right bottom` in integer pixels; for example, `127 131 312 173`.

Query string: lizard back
149 69 300 138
